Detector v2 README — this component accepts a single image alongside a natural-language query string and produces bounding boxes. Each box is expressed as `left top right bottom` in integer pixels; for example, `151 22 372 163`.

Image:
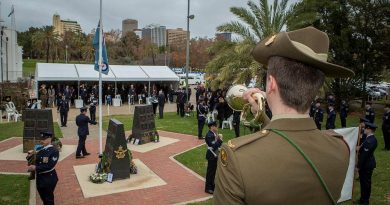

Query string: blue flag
93 22 109 75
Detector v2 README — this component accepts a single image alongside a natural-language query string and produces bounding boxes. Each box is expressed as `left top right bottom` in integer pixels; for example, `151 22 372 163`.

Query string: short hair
267 56 325 113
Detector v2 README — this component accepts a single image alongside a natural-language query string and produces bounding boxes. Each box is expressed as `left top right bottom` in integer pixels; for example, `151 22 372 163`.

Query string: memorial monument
128 105 159 144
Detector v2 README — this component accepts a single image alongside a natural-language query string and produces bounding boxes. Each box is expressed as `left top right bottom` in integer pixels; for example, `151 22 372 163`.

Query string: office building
122 19 138 34
53 13 82 35
216 32 232 41
142 25 166 47
167 28 187 48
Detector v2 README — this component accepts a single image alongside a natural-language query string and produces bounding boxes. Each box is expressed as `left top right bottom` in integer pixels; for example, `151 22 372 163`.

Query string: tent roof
141 66 180 81
110 65 148 81
35 63 179 82
35 63 79 81
75 64 116 81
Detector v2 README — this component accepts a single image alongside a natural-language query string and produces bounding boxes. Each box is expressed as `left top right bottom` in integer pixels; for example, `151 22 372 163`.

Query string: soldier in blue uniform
232 111 241 138
340 100 349 128
75 107 97 158
356 122 377 205
57 95 69 127
326 104 336 129
197 98 208 139
27 131 59 205
359 118 369 146
89 94 98 122
205 121 223 194
365 102 375 123
313 101 324 130
382 104 390 150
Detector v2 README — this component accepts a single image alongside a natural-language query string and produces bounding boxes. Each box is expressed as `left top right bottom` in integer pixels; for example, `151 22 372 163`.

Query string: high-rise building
142 25 166 47
216 32 232 41
167 28 188 48
52 13 81 35
122 19 138 34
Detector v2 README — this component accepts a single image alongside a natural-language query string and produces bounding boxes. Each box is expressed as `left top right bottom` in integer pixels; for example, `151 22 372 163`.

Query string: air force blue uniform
326 109 336 130
75 112 96 157
358 133 377 205
205 128 223 193
35 145 59 205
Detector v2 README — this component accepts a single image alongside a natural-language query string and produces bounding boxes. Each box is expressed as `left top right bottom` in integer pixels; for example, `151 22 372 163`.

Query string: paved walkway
0 130 210 205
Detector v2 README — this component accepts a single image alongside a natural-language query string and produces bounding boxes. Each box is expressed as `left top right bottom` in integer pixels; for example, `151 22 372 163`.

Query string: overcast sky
0 0 254 38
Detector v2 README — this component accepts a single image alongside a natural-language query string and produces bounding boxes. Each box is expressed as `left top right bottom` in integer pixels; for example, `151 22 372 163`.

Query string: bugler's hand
243 88 266 114
27 165 36 172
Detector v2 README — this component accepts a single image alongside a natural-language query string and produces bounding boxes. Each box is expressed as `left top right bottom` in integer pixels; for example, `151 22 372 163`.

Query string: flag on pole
93 22 109 75
8 5 14 17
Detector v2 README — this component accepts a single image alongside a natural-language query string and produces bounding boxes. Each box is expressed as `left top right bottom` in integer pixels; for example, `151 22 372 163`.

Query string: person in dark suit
382 104 390 150
75 107 96 159
326 104 336 130
57 95 69 127
205 121 223 194
178 89 187 117
357 122 378 205
313 101 324 130
27 131 59 205
232 111 241 138
89 102 97 123
340 100 349 128
197 98 208 139
365 102 375 123
158 90 165 119
359 117 369 146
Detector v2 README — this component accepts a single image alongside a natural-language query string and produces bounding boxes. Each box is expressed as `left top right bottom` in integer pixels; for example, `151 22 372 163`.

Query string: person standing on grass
326 104 336 130
205 121 223 194
197 98 208 139
356 122 377 205
340 100 349 128
313 101 324 130
158 90 165 119
382 104 390 151
365 102 375 123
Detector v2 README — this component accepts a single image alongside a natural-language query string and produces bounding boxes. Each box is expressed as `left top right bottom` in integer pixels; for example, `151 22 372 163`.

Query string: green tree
206 0 295 89
32 26 58 63
288 0 390 106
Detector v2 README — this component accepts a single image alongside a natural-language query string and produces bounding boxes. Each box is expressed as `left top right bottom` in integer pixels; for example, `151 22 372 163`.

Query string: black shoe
205 190 214 194
198 137 205 140
84 153 91 156
76 156 85 159
61 125 64 127
64 125 67 127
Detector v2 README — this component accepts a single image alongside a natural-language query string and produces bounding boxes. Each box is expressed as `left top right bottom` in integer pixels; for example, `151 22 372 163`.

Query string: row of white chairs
206 110 234 130
5 102 22 122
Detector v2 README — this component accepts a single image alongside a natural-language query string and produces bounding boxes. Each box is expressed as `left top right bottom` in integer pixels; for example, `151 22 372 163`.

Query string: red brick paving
0 131 210 205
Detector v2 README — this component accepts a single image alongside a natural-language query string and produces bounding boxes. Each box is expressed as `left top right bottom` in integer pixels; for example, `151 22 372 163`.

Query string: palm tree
206 0 296 89
32 26 58 63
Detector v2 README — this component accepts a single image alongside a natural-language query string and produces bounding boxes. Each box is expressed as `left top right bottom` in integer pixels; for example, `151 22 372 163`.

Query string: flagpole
98 0 103 155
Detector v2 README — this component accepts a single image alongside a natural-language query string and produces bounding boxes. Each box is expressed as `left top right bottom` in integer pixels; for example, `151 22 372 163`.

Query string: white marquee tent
35 63 179 82
32 63 179 98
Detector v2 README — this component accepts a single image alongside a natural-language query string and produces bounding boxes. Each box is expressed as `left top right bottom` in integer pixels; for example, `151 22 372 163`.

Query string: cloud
0 0 247 38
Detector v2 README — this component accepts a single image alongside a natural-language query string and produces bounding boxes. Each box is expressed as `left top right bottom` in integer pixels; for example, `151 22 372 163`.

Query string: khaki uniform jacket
213 118 349 205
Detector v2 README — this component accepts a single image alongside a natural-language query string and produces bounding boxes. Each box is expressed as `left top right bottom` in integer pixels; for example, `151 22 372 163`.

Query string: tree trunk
46 39 50 63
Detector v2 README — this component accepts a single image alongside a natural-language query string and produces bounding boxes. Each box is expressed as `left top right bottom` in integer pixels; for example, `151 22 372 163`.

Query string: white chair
222 115 233 130
5 104 15 122
37 100 42 109
138 94 143 104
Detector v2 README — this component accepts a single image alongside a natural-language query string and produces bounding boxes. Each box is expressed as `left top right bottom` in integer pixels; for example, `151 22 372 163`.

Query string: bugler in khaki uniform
213 27 355 205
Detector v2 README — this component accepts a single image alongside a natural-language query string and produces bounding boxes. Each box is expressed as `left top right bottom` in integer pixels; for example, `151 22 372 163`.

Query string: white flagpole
98 0 103 155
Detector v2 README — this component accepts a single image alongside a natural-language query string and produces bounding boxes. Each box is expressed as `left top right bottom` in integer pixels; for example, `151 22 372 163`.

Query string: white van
178 73 204 85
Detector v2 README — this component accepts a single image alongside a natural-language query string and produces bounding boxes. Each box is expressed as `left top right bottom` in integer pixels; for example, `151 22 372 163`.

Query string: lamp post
185 0 194 103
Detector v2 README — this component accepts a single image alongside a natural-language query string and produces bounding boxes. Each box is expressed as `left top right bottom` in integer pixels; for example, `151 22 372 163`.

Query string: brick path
0 130 210 205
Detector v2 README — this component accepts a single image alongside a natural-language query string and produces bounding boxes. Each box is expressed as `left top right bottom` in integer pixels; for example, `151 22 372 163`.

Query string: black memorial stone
103 119 130 180
129 105 159 144
22 109 55 153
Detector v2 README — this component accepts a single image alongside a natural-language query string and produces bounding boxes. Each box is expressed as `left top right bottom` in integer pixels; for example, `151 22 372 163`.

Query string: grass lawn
22 59 40 77
185 112 390 205
0 121 63 141
0 174 29 205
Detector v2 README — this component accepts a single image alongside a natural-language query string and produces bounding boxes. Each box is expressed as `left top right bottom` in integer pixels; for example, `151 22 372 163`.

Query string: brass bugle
225 85 270 128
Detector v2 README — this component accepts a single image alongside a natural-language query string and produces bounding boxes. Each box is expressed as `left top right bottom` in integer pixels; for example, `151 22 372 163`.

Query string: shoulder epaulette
227 130 270 151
